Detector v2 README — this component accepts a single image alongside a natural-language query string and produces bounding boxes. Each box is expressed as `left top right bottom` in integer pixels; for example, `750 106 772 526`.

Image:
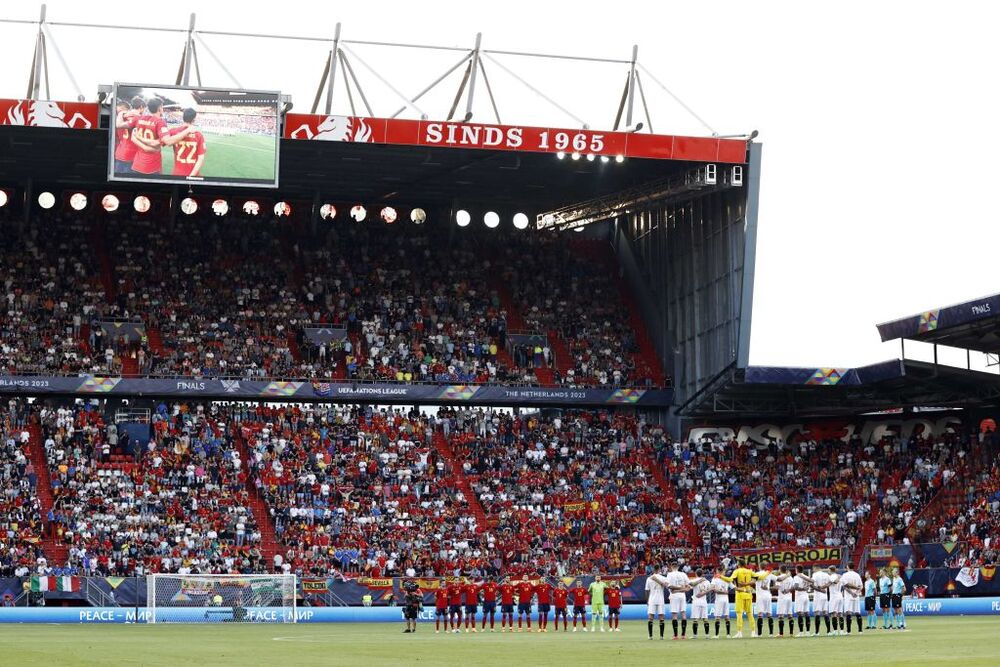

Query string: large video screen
108 83 280 188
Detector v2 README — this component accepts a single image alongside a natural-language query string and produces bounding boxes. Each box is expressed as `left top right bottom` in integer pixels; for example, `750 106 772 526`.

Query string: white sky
1 0 998 371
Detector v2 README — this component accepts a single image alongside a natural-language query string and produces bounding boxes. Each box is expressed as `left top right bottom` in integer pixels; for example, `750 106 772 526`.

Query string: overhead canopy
876 293 1000 353
679 359 1000 419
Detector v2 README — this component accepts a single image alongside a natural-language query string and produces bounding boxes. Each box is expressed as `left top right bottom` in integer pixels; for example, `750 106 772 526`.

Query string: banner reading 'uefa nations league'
108 83 280 188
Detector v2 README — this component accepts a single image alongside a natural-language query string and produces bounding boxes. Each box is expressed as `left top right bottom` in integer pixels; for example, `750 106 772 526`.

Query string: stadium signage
284 113 747 163
0 98 746 163
2 598 999 623
735 547 843 567
0 98 98 129
0 375 673 407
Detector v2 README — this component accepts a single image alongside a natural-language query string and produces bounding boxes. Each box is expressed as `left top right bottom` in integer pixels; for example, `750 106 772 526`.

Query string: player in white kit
753 569 778 637
690 569 711 638
711 568 733 638
665 562 692 640
839 565 864 634
793 569 814 637
826 566 845 635
645 569 667 640
810 566 831 636
775 566 795 638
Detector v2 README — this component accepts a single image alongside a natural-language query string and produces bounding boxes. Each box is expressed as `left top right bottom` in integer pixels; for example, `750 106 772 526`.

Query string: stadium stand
1 215 668 388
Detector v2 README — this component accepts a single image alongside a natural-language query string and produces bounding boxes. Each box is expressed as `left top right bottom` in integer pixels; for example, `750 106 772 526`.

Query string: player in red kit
434 584 449 633
516 575 535 632
167 108 206 178
462 578 480 632
480 579 499 632
499 579 516 632
570 580 589 631
554 582 570 632
535 578 554 632
130 98 196 175
607 582 623 632
113 96 144 174
446 580 463 633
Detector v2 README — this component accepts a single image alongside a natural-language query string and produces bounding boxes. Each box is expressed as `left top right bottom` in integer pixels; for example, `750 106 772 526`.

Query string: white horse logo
3 100 92 129
290 115 373 142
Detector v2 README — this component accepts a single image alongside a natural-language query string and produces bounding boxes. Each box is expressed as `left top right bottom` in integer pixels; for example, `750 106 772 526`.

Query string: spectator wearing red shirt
434 585 449 633
535 579 554 631
516 575 535 631
571 582 589 630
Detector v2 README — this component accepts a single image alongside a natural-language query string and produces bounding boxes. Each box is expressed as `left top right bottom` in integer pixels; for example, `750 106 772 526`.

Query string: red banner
0 99 98 130
283 113 746 163
0 99 745 164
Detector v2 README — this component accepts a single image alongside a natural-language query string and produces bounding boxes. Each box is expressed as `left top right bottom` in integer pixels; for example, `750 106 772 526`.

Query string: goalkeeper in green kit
588 575 608 633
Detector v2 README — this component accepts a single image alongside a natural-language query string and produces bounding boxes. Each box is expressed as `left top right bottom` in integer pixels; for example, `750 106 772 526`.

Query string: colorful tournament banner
734 547 844 568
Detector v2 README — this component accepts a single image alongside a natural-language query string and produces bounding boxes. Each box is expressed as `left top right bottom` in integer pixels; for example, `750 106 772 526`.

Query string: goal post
146 574 297 624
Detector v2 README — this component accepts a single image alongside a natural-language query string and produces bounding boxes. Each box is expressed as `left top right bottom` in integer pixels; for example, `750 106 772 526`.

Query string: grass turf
1 618 998 666
160 131 275 182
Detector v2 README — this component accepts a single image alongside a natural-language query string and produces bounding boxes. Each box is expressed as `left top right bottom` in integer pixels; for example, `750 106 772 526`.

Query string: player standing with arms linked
721 562 770 638
570 580 589 632
516 575 535 632
588 574 608 633
665 561 696 640
434 582 449 633
553 582 570 632
645 568 667 640
754 567 778 637
776 566 795 637
462 577 479 632
606 581 623 632
480 578 499 632
499 578 516 632
711 567 733 638
840 564 864 634
446 578 463 633
535 577 554 632
690 569 711 638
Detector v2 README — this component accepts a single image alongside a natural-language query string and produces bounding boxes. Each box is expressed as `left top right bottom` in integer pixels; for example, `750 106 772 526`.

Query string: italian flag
30 576 81 592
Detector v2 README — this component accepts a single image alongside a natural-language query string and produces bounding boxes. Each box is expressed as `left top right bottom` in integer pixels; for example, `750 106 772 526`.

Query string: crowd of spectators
0 401 46 577
0 216 110 376
2 395 997 582
237 403 492 578
502 236 645 387
42 400 266 576
444 408 689 576
1 216 665 388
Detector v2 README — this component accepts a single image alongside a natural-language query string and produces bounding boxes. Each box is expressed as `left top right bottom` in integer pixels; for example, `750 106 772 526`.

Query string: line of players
645 561 908 640
430 574 622 634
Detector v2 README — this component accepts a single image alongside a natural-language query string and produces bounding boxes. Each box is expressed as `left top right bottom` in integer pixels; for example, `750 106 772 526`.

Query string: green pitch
1 618 998 666
160 131 276 181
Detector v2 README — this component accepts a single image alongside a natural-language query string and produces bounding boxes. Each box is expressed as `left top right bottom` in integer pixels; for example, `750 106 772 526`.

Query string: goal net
146 574 297 624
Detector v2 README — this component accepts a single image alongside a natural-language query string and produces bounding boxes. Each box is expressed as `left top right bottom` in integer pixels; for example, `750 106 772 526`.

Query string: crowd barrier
1 597 998 623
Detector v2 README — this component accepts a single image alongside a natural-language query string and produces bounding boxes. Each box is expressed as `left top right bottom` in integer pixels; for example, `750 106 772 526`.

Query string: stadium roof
0 124 689 210
678 359 1000 419
876 292 1000 353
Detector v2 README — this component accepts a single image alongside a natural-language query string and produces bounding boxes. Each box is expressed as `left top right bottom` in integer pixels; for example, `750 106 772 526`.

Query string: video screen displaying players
108 83 280 188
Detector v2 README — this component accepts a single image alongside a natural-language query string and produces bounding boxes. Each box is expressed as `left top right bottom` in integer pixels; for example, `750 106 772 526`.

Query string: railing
83 578 118 607
115 408 151 424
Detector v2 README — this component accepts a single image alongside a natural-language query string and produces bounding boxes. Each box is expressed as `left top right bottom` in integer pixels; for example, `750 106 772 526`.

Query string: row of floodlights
5 191 532 229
